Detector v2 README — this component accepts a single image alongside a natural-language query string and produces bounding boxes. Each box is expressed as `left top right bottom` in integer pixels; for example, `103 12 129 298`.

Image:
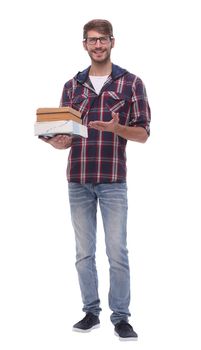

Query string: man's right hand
39 134 73 149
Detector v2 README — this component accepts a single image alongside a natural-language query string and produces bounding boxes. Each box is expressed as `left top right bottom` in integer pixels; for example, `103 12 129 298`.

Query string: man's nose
95 39 101 47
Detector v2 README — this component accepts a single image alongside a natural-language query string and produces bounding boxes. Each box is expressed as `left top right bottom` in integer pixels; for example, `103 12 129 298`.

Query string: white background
0 0 201 349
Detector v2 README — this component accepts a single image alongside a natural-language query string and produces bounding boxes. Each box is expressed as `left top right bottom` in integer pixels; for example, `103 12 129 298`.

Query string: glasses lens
87 37 96 44
100 36 110 44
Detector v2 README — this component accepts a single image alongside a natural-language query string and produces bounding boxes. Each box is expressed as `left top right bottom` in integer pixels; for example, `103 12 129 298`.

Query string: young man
41 19 151 340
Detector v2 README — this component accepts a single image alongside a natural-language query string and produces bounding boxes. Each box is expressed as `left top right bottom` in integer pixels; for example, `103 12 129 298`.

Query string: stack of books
34 107 88 138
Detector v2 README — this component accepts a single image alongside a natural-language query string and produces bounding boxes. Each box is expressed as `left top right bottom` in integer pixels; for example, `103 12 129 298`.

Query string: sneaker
73 312 100 332
114 320 138 341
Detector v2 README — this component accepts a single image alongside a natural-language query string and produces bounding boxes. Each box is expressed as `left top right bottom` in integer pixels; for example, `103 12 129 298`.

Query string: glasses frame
84 36 114 45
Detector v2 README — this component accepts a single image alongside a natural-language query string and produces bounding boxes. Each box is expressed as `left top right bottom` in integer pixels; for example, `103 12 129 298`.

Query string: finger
63 135 73 141
89 121 105 127
90 125 106 131
89 123 105 130
93 126 105 130
52 134 66 142
57 135 66 142
48 135 60 141
38 136 52 143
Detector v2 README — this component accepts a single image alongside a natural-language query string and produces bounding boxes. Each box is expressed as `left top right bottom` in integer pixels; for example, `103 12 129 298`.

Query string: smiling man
40 19 151 341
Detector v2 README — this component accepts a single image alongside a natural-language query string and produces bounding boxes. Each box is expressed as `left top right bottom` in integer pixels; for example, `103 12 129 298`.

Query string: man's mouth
92 50 105 54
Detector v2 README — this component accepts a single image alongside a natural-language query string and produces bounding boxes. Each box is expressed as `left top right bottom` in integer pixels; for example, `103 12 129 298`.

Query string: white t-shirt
89 75 109 94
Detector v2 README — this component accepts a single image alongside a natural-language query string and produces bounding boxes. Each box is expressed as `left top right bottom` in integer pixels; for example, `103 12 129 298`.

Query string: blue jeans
68 182 131 325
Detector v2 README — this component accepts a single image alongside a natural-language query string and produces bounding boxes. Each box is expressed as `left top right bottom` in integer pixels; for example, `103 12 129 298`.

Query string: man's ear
83 40 87 51
111 37 115 49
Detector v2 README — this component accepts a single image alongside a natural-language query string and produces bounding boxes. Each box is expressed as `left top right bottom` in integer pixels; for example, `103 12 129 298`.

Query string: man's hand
39 134 73 149
88 112 119 132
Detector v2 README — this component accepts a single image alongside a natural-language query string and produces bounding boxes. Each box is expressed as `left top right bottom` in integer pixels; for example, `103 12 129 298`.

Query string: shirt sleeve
59 79 74 107
129 77 151 136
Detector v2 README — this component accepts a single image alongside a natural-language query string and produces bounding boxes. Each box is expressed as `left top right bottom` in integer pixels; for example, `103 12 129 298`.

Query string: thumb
112 112 119 123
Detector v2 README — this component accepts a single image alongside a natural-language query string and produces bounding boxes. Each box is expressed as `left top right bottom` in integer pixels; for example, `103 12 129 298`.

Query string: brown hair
83 19 113 39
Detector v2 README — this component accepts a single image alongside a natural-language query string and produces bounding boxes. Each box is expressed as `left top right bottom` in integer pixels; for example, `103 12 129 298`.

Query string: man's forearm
114 124 149 143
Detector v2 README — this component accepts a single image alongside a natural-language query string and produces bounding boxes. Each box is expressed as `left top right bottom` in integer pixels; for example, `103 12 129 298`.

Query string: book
36 107 82 124
35 106 87 138
34 120 88 138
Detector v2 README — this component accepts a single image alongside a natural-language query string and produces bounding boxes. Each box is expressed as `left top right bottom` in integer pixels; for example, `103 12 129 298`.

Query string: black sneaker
73 312 100 332
114 320 138 341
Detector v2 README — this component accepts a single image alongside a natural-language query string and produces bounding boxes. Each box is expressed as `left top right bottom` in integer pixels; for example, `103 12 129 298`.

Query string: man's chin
92 59 109 65
91 53 110 64
92 58 106 63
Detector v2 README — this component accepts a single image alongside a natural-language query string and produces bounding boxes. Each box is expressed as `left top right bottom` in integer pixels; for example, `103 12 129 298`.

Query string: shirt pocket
105 91 132 125
71 95 90 118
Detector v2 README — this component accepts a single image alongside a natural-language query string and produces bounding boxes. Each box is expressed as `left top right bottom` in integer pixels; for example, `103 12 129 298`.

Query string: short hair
83 19 113 39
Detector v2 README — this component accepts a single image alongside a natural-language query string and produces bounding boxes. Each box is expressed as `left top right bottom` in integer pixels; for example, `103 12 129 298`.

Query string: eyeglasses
84 36 113 45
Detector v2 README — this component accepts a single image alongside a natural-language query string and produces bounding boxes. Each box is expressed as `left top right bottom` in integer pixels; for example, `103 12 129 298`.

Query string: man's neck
89 61 112 76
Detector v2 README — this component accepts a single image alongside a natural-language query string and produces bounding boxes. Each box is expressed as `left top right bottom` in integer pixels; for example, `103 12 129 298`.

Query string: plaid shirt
60 64 151 183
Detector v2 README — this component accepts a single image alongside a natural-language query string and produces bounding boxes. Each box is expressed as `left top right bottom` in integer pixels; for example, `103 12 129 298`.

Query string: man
41 19 150 341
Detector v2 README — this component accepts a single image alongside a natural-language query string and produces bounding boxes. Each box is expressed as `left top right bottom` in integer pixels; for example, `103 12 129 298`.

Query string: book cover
34 120 88 138
36 107 82 123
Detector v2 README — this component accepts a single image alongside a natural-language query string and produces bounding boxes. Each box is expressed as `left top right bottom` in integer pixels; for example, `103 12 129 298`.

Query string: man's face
83 30 114 64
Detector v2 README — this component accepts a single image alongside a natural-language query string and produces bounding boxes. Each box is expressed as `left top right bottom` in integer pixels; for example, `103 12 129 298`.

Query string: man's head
83 19 115 64
83 19 113 39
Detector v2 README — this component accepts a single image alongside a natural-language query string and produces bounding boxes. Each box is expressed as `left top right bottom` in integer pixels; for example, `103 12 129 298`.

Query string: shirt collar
75 64 127 84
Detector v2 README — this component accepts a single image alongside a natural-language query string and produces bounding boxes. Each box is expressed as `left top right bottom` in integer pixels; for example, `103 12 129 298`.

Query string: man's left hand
88 112 119 133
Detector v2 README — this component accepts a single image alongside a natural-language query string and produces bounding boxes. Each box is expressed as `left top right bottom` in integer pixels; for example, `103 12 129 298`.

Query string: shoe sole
114 331 138 341
72 324 100 333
